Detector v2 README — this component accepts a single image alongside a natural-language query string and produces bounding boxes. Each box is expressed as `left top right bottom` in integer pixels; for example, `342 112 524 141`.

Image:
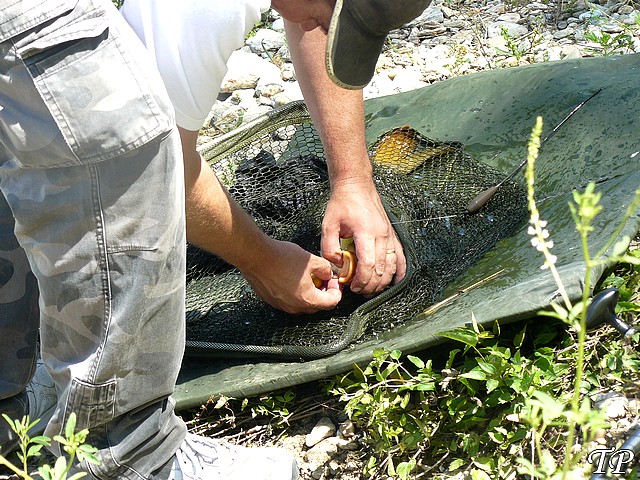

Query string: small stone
412 6 445 24
338 420 356 438
440 6 457 18
596 394 628 420
336 437 359 451
553 28 574 40
256 83 284 97
497 13 521 22
279 63 296 81
304 438 339 472
311 466 326 479
246 28 286 53
271 18 285 32
579 10 604 22
257 95 274 107
601 23 623 33
305 417 336 448
487 21 529 38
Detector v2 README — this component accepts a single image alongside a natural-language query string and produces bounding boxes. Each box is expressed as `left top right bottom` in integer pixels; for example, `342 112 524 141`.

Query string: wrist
327 156 374 189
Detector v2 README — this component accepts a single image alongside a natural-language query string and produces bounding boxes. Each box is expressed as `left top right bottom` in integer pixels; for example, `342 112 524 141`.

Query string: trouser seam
89 163 111 384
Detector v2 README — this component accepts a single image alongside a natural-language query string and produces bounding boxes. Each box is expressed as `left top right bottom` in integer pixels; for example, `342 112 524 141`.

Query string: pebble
305 417 336 448
595 392 629 420
338 420 355 439
304 437 339 469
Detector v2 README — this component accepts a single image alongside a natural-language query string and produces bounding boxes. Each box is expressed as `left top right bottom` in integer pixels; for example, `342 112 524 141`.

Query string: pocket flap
16 6 107 59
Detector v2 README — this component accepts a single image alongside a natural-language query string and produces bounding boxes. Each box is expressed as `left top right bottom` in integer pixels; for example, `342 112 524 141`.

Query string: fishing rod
466 88 603 214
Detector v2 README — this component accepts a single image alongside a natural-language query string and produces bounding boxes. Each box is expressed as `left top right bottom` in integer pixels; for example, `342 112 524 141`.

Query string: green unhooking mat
174 53 640 410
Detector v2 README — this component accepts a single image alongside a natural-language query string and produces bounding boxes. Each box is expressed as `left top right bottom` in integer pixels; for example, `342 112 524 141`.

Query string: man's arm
180 127 342 313
284 21 406 295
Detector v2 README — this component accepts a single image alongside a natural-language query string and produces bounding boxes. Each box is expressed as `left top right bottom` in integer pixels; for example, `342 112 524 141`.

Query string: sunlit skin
271 0 336 32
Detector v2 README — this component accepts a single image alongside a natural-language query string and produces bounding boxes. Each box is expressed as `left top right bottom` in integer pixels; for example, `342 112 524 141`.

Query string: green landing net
184 101 527 360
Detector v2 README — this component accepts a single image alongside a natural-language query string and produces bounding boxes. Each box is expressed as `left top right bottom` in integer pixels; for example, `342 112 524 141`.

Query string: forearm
284 21 373 188
180 127 273 272
285 22 406 293
180 127 342 313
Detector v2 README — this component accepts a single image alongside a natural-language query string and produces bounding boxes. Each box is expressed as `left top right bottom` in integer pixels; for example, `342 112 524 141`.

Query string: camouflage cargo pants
0 0 187 477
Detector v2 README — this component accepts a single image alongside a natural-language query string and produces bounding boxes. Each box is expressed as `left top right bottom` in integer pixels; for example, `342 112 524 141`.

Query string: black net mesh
185 101 528 360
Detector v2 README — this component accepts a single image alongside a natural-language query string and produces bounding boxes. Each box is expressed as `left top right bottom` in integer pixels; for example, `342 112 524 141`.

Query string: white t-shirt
121 0 271 131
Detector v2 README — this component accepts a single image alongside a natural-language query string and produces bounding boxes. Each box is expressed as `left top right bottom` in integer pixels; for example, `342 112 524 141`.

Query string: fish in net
185 101 528 360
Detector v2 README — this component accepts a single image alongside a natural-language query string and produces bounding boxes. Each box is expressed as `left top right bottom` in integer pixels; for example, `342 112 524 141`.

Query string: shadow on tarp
174 53 640 410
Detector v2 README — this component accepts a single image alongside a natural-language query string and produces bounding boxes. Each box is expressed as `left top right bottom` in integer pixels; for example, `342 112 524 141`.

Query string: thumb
311 280 342 310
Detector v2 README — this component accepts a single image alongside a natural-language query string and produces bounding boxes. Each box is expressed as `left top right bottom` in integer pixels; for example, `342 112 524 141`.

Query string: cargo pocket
12 0 174 168
64 377 117 430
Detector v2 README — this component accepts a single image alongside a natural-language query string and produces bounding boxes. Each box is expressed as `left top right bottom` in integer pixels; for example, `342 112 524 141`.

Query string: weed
584 30 636 56
494 25 545 64
0 412 99 480
448 43 472 75
242 390 296 428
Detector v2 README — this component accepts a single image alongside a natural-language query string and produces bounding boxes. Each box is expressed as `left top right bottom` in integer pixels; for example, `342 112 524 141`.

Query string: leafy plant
329 348 440 479
242 389 296 428
584 30 635 56
495 25 545 64
518 118 639 478
0 412 99 480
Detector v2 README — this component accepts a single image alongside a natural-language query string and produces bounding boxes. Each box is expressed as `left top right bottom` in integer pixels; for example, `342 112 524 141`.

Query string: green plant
329 318 580 479
584 30 635 56
329 348 440 479
495 25 544 63
242 389 296 428
0 412 99 480
513 116 639 478
448 43 472 75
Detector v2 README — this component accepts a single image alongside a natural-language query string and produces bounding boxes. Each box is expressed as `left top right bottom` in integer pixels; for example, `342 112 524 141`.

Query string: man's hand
240 238 342 314
181 127 342 314
322 180 406 296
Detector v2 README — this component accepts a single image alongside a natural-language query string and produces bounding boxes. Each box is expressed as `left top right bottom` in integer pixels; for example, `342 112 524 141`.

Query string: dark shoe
0 360 57 456
0 390 28 455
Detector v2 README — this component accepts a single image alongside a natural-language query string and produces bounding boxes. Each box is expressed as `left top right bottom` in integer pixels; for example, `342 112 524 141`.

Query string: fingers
392 239 407 284
308 277 343 311
244 241 343 315
348 234 402 295
285 267 341 314
320 222 344 265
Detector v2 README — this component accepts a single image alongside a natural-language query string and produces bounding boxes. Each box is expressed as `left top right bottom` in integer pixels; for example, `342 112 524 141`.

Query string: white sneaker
25 360 57 436
170 433 299 480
